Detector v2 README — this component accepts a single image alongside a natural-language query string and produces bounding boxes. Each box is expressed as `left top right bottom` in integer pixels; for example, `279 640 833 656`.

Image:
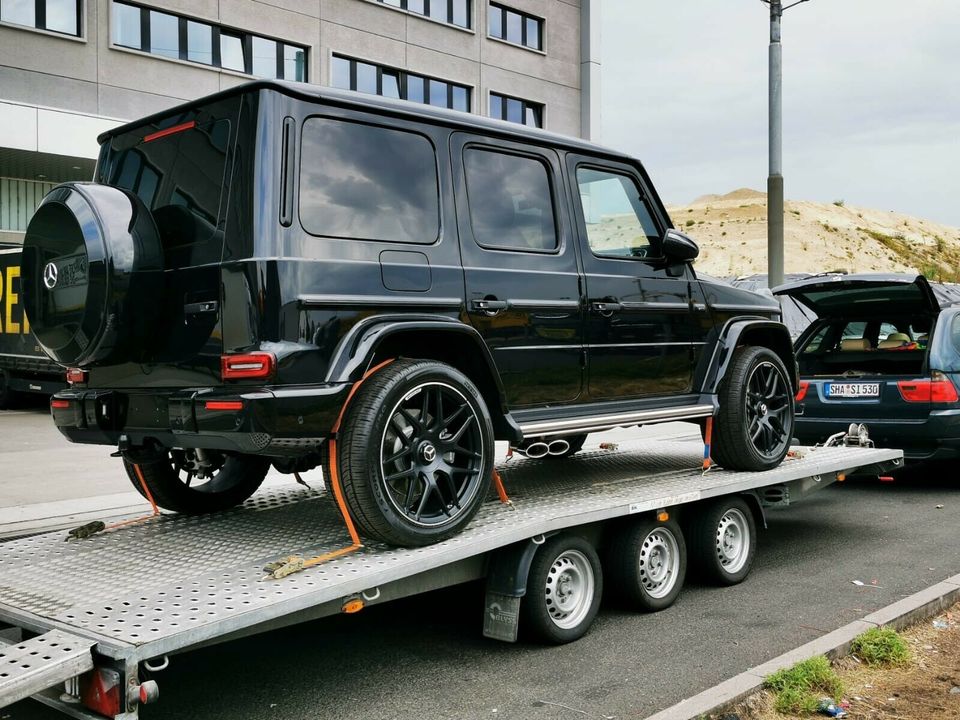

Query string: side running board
518 404 714 438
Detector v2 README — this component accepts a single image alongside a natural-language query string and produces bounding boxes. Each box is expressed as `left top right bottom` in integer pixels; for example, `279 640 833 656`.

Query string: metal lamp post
762 0 809 288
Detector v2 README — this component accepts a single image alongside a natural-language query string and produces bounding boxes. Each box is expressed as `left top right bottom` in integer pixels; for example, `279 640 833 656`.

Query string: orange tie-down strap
66 463 162 541
264 359 395 579
263 359 514 580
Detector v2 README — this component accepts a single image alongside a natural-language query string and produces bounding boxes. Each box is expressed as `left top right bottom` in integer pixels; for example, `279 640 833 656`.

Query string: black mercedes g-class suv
22 81 795 546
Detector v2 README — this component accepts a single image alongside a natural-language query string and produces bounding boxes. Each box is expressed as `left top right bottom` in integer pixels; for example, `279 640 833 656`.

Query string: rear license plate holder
825 382 880 398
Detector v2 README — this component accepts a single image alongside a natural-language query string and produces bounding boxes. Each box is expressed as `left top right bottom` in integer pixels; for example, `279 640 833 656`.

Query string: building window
0 178 56 232
0 0 81 37
489 92 543 128
110 1 307 81
332 55 471 113
375 0 470 29
488 3 542 51
299 118 440 244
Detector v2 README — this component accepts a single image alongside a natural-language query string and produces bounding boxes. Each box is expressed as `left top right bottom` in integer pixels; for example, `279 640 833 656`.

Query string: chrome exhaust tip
547 439 570 456
516 441 549 459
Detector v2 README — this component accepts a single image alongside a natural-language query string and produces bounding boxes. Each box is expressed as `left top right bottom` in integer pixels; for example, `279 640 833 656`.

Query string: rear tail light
204 400 244 411
795 381 809 402
221 352 276 380
51 398 71 409
66 367 88 384
896 372 960 403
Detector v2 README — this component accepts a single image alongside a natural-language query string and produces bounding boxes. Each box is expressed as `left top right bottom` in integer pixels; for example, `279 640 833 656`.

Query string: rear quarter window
299 118 440 244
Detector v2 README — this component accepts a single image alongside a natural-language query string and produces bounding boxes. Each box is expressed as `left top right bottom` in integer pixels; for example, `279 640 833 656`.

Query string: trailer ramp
0 630 94 707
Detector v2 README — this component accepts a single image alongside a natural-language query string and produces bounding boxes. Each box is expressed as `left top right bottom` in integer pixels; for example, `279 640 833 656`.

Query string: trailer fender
482 534 558 642
703 318 797 395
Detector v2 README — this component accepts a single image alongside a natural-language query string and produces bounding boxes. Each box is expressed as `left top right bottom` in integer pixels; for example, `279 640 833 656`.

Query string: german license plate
825 382 880 398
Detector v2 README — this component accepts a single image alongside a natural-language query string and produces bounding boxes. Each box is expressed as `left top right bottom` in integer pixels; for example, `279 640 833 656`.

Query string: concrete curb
645 573 960 720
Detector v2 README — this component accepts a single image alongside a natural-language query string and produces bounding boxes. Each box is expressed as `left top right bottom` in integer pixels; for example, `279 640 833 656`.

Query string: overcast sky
600 0 960 227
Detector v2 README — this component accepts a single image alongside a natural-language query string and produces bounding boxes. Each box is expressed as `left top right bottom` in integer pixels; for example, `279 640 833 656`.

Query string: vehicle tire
521 534 603 644
711 345 794 471
0 370 19 410
122 449 270 514
687 497 757 586
604 518 686 612
335 359 494 547
545 434 588 459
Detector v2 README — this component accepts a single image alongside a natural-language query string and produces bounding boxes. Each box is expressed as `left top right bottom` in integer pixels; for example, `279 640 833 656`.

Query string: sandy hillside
667 188 960 280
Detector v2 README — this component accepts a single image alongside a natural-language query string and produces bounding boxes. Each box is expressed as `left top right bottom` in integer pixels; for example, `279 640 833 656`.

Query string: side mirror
662 229 700 262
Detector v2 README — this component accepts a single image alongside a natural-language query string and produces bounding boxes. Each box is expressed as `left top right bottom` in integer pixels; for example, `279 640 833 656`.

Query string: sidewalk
646 574 960 719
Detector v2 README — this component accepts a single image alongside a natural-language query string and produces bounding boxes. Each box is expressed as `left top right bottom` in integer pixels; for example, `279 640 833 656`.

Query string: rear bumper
49 383 352 455
794 409 960 461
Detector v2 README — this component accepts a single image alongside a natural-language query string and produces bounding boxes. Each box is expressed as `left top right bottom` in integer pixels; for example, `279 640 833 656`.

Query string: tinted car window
300 118 440 244
576 168 659 258
100 117 231 268
463 148 557 251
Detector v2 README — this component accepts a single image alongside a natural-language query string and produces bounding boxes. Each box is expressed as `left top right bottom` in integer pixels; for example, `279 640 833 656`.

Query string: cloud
601 0 960 226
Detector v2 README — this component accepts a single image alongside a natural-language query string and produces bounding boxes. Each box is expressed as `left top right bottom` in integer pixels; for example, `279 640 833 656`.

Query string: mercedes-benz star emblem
43 262 58 290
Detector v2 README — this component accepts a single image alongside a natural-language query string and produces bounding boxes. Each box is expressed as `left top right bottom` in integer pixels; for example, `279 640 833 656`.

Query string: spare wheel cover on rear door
21 182 164 367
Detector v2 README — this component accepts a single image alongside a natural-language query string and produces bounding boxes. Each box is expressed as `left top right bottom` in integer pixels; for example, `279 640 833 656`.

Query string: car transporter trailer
0 434 901 719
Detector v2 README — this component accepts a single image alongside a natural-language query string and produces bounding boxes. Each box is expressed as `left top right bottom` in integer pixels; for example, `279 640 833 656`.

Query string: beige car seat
840 338 871 351
878 332 911 349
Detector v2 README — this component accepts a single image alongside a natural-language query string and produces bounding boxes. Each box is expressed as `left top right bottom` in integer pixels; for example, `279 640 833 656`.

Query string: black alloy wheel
336 359 494 547
712 346 794 471
380 381 486 527
123 448 270 514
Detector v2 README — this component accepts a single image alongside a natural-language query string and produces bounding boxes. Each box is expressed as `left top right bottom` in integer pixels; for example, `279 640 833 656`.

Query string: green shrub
765 656 844 713
851 627 910 666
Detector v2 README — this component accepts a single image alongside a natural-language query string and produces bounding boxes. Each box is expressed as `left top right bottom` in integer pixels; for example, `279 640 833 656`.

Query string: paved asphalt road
3 407 959 720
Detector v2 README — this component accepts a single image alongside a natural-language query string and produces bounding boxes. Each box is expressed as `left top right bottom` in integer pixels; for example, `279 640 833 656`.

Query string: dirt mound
667 192 960 279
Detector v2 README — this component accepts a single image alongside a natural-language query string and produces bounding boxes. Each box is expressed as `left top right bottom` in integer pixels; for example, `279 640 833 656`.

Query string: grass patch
851 627 910 666
685 219 695 227
765 656 844 713
833 199 845 207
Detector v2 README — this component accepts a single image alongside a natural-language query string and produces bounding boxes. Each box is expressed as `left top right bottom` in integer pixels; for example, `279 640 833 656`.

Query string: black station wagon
775 273 960 461
22 81 796 546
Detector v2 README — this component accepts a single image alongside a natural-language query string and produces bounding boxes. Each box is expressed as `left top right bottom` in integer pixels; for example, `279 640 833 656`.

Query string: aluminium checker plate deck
0 439 900 664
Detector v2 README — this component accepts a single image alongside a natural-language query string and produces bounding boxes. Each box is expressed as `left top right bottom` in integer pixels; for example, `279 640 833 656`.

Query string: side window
463 148 557 252
951 315 960 353
299 118 440 244
877 322 898 341
575 167 659 259
801 324 830 354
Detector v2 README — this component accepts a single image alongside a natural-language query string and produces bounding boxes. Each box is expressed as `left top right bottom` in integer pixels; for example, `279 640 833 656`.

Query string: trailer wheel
711 346 794 471
123 449 270 514
688 497 757 585
605 518 686 612
0 370 18 410
336 359 494 547
521 535 603 644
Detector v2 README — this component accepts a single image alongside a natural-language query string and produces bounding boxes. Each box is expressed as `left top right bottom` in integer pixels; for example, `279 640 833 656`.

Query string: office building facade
0 0 599 244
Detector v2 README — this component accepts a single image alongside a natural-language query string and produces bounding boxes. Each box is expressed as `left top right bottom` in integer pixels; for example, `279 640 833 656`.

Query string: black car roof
98 80 623 159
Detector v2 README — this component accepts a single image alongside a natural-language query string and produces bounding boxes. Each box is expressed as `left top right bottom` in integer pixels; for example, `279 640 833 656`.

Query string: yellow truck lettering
5 266 20 335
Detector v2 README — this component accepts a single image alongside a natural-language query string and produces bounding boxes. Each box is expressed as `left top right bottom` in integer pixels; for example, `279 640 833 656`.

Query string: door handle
471 298 509 315
590 300 623 316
